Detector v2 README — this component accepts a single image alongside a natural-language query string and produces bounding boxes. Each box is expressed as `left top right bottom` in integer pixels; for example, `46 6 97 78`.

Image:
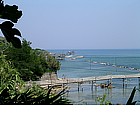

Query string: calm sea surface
49 49 140 105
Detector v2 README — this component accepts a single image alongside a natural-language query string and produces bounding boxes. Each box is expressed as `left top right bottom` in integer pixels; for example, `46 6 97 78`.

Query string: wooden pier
34 73 140 89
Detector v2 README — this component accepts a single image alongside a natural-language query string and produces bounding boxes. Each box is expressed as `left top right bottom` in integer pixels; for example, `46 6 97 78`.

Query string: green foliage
0 54 71 104
0 84 71 105
46 53 60 72
0 0 22 48
34 49 61 73
2 40 30 80
0 39 60 81
0 54 24 94
97 94 112 105
0 1 69 105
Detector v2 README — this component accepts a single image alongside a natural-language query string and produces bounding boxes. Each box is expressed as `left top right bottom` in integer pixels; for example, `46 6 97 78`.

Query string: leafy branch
0 0 22 48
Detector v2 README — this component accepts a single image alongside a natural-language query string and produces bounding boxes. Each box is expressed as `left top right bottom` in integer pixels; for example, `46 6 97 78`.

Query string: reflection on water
51 49 140 105
65 79 140 105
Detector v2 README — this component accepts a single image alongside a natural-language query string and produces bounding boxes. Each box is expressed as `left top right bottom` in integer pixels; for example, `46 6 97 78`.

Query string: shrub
0 54 71 105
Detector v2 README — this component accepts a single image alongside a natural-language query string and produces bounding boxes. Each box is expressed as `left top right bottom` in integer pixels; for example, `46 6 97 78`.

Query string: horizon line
46 48 140 50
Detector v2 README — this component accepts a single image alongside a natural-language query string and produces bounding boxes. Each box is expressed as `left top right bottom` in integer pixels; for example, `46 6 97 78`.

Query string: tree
0 1 70 105
0 0 22 48
0 54 71 104
46 53 60 73
2 39 45 81
0 39 60 81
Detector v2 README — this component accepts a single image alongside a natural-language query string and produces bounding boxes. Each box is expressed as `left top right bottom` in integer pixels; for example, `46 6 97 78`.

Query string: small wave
100 62 107 65
93 61 97 64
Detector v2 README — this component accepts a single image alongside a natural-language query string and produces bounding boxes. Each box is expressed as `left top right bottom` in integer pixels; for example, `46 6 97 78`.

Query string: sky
3 0 140 49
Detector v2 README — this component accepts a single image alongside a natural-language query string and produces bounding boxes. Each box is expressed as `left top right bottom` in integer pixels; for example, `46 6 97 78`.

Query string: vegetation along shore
0 0 139 105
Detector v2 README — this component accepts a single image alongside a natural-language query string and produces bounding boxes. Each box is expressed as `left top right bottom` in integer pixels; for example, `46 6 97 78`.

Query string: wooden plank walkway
34 73 140 87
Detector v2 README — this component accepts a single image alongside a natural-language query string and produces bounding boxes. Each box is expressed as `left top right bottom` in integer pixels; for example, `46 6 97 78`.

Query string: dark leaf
131 101 137 105
46 85 55 99
11 37 22 48
0 0 4 14
48 88 66 104
0 4 22 23
0 21 22 48
1 21 14 28
12 28 22 37
126 87 136 105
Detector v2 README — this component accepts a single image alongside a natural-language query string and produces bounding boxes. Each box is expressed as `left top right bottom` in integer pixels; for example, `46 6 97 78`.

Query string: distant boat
66 51 75 56
65 51 75 59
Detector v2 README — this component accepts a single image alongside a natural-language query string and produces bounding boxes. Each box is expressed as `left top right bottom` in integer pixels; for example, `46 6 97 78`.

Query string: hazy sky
4 0 140 49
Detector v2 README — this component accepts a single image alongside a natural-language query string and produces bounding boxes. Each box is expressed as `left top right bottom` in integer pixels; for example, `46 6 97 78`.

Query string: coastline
51 49 140 104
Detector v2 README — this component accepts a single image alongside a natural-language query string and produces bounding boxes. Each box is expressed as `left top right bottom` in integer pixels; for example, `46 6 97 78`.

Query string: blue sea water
49 49 140 105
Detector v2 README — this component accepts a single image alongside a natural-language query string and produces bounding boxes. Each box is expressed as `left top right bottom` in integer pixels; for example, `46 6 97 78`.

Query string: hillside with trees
0 38 60 81
0 0 70 105
0 37 69 104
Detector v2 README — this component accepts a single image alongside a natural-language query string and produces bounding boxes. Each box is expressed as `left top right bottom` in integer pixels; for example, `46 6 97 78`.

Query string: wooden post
125 79 128 88
123 78 125 88
78 82 80 92
110 78 112 85
138 78 140 89
94 77 97 91
91 81 94 91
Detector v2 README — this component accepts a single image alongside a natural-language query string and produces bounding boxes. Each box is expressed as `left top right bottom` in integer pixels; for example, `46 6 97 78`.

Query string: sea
49 49 140 105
